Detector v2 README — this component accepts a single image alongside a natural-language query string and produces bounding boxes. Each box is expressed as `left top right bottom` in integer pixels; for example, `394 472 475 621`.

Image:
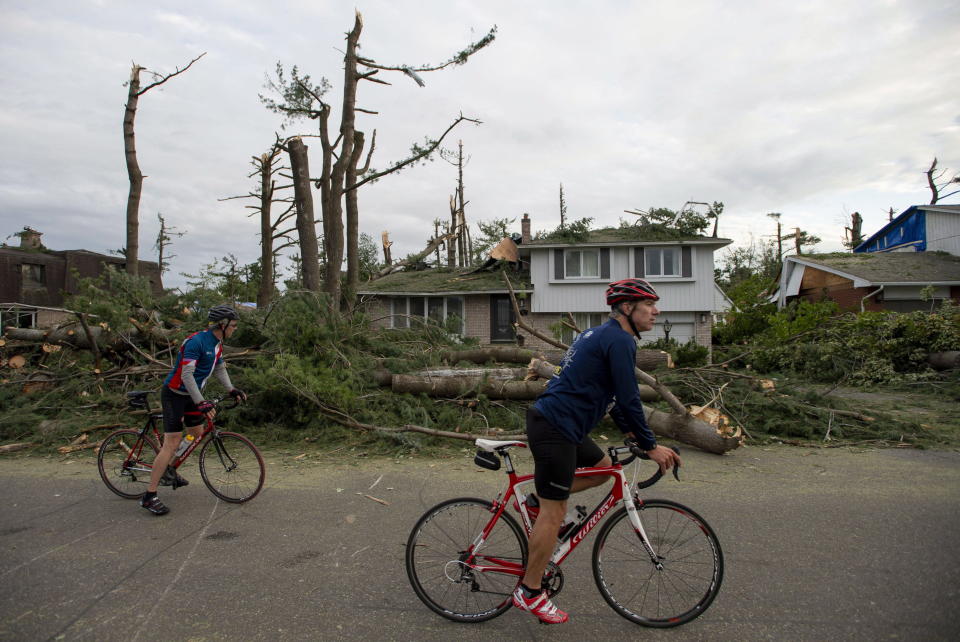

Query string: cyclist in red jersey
512 279 681 624
139 305 247 516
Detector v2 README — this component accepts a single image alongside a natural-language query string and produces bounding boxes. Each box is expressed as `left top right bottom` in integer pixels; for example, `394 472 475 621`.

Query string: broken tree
122 53 205 276
261 12 495 303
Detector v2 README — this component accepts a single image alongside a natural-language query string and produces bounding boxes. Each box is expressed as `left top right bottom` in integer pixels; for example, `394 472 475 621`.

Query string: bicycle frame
465 442 660 580
125 397 230 474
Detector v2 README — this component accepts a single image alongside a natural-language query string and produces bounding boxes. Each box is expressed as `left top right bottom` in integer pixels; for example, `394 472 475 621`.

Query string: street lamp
663 318 673 343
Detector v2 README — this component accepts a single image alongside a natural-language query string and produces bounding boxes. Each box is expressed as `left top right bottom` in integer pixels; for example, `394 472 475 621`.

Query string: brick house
358 267 534 346
776 252 960 312
0 227 163 328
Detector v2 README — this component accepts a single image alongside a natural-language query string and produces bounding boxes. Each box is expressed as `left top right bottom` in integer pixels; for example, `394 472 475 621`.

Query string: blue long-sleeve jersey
533 319 657 450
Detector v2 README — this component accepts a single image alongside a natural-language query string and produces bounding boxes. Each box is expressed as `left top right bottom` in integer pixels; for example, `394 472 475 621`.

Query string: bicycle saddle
475 439 527 452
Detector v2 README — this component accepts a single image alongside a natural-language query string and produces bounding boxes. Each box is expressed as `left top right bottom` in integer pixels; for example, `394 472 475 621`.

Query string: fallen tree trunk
440 346 541 364
441 346 671 370
929 351 960 370
532 357 741 454
643 407 742 454
414 367 527 379
4 325 133 351
527 358 660 401
0 442 36 453
392 374 547 400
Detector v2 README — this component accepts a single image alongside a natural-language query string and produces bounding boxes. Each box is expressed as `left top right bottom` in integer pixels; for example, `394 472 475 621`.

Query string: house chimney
17 227 43 250
521 213 531 244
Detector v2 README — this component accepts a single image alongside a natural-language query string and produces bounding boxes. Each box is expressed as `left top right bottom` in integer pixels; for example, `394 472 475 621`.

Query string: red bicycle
405 439 723 627
97 391 265 503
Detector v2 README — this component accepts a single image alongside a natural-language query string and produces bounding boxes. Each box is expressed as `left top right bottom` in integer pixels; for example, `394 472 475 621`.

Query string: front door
490 295 516 342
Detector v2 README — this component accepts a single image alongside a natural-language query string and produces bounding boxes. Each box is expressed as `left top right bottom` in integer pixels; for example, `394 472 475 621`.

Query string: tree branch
347 115 480 191
137 52 207 96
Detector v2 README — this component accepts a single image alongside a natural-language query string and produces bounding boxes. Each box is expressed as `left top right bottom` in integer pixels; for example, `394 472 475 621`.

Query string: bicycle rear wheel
198 432 265 503
406 497 527 623
593 499 723 628
97 429 159 499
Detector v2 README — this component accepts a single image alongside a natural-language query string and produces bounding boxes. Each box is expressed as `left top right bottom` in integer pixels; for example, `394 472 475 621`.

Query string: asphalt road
1 444 959 641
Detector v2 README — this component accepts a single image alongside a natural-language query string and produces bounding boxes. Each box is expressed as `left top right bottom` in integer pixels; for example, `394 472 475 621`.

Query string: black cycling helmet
605 278 659 306
208 304 240 323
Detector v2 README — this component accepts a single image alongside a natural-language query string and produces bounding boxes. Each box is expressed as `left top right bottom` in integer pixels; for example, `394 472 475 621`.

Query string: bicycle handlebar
617 442 681 489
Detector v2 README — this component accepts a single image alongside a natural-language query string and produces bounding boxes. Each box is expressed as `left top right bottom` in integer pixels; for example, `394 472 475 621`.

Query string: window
559 312 607 345
645 248 680 277
391 296 465 334
21 263 46 287
0 307 37 329
564 249 600 278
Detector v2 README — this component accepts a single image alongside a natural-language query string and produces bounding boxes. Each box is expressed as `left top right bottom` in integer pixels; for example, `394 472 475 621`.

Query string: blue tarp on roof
854 207 926 253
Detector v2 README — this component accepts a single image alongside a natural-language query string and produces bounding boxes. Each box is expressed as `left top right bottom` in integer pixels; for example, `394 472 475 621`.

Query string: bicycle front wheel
198 432 265 503
406 497 527 623
593 499 723 628
97 429 159 499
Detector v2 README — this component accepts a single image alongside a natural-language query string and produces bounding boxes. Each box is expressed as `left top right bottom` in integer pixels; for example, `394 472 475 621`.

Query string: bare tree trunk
123 64 144 276
324 12 363 306
456 140 467 267
927 157 940 204
258 152 276 307
121 54 204 277
345 130 365 293
447 196 457 267
381 231 393 265
288 138 322 292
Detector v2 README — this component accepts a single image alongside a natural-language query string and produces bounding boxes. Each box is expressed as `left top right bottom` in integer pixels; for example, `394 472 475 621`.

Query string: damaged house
360 214 732 351
0 227 163 329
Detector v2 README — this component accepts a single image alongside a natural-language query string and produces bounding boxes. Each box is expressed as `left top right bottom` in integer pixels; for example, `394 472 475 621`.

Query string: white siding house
521 228 731 348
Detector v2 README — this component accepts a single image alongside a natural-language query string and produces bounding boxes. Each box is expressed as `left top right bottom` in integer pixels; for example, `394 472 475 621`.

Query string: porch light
663 319 672 342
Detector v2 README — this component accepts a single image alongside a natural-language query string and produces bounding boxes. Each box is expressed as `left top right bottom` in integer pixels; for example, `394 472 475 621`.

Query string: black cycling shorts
160 386 205 433
526 407 604 501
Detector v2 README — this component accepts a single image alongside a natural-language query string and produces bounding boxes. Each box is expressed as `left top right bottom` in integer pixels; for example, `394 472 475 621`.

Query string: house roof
854 204 960 253
526 225 732 248
357 267 533 295
787 251 960 286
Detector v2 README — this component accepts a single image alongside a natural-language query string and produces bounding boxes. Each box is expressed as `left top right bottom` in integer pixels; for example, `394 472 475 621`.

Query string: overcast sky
1 0 958 289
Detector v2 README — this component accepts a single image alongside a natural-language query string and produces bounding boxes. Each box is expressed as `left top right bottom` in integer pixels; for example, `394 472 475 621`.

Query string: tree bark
122 54 204 277
258 151 276 307
440 346 543 364
123 64 144 276
392 374 546 399
345 130 365 293
288 137 322 292
929 351 960 370
323 11 363 306
643 407 742 454
391 373 661 402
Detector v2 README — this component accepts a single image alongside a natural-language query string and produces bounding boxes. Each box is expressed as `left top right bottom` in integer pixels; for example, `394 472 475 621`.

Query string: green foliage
643 338 709 368
180 254 261 305
472 217 516 264
259 62 331 129
65 265 185 332
549 217 594 243
739 302 960 384
765 300 839 342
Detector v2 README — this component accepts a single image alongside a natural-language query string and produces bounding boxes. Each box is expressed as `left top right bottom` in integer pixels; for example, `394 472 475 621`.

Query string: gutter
860 285 884 313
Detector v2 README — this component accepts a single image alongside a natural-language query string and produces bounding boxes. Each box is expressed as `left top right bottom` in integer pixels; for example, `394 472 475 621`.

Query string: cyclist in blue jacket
140 305 247 515
512 278 681 624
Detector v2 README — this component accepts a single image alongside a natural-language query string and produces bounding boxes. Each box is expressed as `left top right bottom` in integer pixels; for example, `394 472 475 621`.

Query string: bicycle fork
624 497 664 570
